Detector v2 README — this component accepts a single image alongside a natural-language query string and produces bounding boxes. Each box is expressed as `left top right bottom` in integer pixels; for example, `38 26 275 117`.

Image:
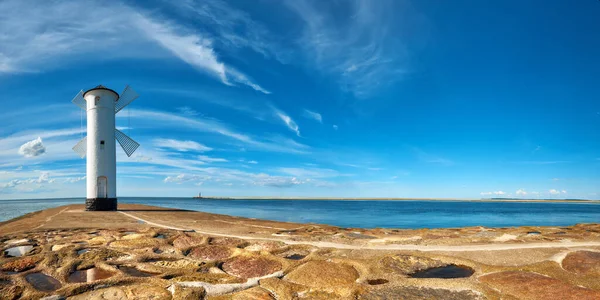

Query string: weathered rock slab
222 256 282 279
479 271 600 300
188 245 232 261
285 260 359 288
562 251 600 274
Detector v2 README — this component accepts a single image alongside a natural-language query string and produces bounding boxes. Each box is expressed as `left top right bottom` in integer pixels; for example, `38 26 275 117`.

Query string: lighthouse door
97 176 108 198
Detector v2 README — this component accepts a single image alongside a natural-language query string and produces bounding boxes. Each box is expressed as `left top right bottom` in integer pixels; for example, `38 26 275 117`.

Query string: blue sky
1 0 599 199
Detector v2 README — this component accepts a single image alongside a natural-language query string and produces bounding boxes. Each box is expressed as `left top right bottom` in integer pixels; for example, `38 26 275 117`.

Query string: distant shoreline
0 196 598 203
195 197 599 203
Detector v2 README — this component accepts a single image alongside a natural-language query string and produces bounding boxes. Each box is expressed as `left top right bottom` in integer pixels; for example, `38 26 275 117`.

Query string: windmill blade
72 90 86 110
115 129 140 157
115 85 139 114
72 136 87 158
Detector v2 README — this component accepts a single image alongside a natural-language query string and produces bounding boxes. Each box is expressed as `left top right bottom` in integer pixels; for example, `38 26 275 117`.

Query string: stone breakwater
0 204 599 299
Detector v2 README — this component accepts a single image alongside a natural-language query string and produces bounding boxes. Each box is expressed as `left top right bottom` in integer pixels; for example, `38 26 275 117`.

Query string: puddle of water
155 234 166 239
4 245 33 257
77 249 90 255
367 279 389 285
527 231 541 235
25 273 62 292
68 267 115 283
119 266 158 277
284 254 306 260
409 265 474 279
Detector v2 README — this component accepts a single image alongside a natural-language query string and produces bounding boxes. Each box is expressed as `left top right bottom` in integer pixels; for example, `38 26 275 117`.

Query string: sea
1 197 599 229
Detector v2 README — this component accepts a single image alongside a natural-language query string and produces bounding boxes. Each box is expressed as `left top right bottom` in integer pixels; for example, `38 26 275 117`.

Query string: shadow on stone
26 273 62 292
409 265 474 279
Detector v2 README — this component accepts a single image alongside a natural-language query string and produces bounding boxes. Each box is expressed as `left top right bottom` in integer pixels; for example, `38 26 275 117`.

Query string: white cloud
198 155 228 163
252 174 305 188
64 176 85 183
561 190 567 194
1 171 54 190
549 189 560 195
273 109 301 137
247 160 258 164
481 191 505 196
18 137 46 157
333 125 338 130
164 174 210 184
302 109 323 123
516 189 527 196
36 172 54 184
153 138 212 152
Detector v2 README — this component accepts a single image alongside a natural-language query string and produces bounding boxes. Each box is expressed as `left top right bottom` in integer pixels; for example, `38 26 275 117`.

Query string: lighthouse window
100 140 105 150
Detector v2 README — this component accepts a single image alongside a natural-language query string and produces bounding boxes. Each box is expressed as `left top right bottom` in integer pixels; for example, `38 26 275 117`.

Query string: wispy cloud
198 155 228 163
514 161 571 165
128 109 309 154
0 0 269 94
273 108 301 137
153 138 212 152
285 0 417 97
302 109 323 123
134 15 270 94
177 106 201 116
516 189 527 196
277 167 340 178
0 0 142 73
171 0 286 62
333 125 339 130
412 147 455 166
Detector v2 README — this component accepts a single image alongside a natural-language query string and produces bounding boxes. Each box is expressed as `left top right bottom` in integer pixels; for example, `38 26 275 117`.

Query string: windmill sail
72 90 86 110
115 85 139 114
72 136 87 158
115 129 140 157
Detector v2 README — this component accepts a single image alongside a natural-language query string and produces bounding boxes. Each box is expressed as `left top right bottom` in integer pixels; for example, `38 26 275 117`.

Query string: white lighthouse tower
71 85 140 211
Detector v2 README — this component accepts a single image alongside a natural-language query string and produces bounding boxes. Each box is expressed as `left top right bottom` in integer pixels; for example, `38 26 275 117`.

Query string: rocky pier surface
1 204 599 299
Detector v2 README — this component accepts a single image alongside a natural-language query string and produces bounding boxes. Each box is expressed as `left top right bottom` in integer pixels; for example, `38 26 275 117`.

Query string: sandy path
118 211 600 252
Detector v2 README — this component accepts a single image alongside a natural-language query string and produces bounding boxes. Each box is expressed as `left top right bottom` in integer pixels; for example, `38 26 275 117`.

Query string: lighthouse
71 85 140 211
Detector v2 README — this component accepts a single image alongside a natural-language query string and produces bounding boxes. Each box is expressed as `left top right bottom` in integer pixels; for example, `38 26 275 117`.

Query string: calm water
1 197 599 229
